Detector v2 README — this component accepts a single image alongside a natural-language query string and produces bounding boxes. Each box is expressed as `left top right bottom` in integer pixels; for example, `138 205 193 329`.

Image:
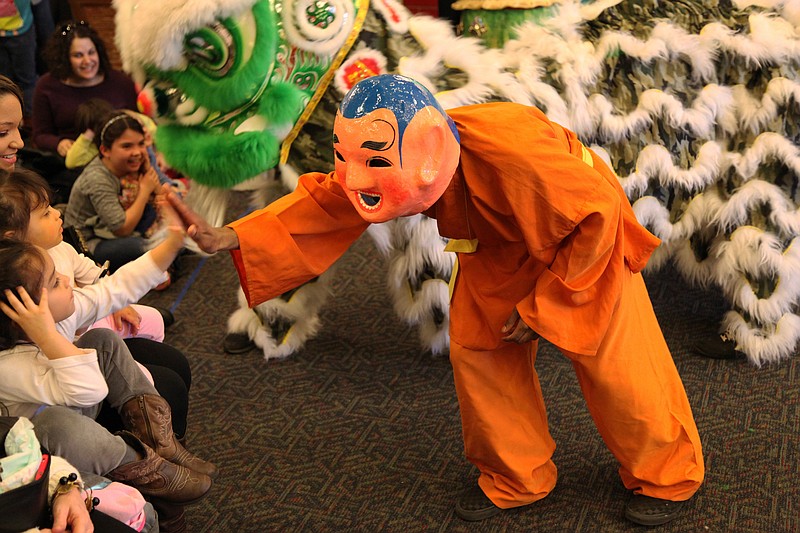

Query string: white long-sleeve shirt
49 241 103 288
54 249 169 341
0 344 107 419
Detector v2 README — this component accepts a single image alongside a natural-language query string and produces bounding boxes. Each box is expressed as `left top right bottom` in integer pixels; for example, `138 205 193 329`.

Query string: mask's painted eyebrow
362 119 395 151
361 140 388 150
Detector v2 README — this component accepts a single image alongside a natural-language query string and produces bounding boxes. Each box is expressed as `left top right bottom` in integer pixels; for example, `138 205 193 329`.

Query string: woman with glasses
30 20 137 203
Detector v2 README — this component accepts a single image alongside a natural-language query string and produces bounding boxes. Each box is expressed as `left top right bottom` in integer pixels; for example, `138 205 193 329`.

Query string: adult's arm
229 172 370 307
165 189 239 253
46 457 94 533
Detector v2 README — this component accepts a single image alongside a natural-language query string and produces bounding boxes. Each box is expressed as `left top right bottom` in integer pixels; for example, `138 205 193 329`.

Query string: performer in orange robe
170 74 704 526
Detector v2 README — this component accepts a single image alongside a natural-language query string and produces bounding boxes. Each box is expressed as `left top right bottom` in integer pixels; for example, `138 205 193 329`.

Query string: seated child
1 167 166 341
0 222 217 480
0 168 194 437
0 291 212 506
65 99 183 195
65 111 176 272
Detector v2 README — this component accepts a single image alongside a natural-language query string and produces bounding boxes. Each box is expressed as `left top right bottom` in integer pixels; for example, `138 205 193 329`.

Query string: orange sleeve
513 135 658 355
228 172 370 307
515 178 627 355
446 103 660 354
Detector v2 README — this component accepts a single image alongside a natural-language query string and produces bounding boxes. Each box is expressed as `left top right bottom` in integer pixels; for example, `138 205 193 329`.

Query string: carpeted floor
139 190 799 532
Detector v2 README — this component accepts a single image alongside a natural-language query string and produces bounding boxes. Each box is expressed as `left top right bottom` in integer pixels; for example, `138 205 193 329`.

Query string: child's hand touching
113 306 141 336
148 185 188 272
158 185 188 244
0 287 59 346
0 287 87 359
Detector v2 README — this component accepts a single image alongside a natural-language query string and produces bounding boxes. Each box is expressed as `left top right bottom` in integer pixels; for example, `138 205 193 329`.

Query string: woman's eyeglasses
60 20 88 37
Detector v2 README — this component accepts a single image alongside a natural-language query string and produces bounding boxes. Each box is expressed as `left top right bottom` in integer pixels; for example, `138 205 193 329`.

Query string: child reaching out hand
1 167 166 341
0 240 215 504
0 193 217 480
0 167 195 440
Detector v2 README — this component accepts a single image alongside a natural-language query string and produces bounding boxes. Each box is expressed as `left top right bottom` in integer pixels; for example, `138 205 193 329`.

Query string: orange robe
229 103 704 507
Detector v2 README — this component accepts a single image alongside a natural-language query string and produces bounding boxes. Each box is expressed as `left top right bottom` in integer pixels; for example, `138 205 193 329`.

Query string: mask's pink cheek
380 177 414 205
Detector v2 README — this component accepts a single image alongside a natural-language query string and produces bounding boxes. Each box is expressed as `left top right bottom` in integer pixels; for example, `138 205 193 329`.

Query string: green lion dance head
114 0 371 188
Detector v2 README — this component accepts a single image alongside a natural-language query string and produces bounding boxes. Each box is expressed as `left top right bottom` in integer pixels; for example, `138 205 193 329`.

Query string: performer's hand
501 308 540 344
163 187 239 253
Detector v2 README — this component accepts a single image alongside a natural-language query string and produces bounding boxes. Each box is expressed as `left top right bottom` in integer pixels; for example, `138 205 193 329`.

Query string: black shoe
223 332 256 354
693 332 743 360
455 484 502 521
625 495 687 526
150 306 175 328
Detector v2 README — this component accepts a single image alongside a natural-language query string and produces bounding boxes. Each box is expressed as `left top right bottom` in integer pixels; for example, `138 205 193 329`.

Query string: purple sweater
32 70 138 152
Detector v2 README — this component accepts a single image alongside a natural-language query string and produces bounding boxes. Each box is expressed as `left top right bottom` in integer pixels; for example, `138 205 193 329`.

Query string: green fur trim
257 82 307 126
156 125 279 188
151 1 277 111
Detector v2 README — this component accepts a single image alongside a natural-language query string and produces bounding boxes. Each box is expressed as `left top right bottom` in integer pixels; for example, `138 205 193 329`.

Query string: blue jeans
93 236 147 273
0 28 36 116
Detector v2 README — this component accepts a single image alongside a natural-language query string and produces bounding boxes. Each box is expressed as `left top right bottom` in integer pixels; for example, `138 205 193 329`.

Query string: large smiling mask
333 74 461 223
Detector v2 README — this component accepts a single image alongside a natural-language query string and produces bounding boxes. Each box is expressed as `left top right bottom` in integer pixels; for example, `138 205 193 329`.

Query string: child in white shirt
0 200 217 478
0 167 166 341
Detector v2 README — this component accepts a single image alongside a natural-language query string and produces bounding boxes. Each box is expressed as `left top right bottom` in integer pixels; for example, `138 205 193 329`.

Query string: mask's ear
403 110 460 187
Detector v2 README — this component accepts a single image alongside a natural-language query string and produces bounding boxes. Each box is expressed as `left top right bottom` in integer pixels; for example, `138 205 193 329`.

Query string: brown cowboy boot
107 431 211 505
121 394 219 479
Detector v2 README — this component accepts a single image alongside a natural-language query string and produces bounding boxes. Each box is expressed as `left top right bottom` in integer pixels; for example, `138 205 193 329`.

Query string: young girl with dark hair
65 112 166 273
0 167 193 438
0 238 215 506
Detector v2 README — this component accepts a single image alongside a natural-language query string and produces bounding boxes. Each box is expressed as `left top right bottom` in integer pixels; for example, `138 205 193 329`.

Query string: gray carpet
140 191 799 532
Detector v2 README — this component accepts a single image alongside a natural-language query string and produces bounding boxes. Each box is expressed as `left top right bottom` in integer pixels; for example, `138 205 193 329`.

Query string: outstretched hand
157 185 188 241
500 308 540 344
163 187 239 253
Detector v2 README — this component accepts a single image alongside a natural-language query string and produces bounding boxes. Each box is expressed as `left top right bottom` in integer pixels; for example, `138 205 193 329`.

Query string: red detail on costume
342 59 382 90
377 0 401 23
137 91 153 117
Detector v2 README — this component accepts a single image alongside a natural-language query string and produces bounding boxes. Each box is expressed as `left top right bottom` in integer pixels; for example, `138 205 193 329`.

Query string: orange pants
450 270 704 509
